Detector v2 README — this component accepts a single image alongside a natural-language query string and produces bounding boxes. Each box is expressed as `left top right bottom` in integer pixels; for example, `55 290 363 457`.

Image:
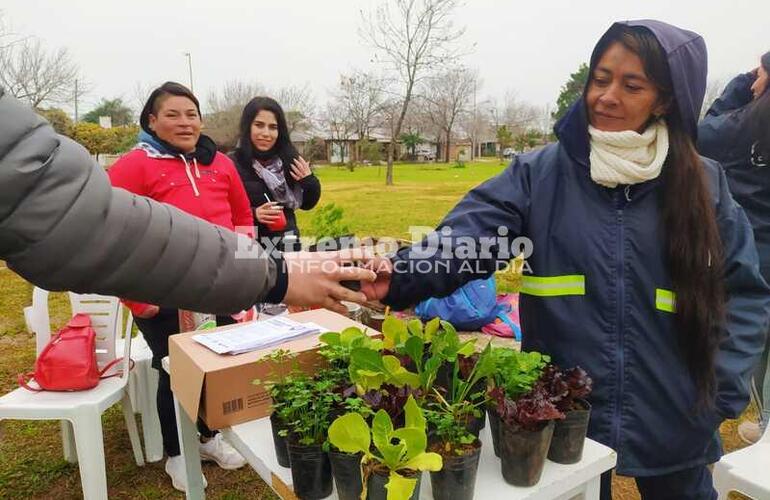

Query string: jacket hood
555 19 707 166
136 129 217 165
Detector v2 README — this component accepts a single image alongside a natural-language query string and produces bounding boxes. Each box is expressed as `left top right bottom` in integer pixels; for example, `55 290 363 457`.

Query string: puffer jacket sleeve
697 73 754 159
0 90 287 314
712 160 770 417
383 159 530 310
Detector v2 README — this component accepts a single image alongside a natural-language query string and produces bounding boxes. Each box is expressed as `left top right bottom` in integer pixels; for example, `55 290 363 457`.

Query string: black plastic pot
367 469 422 500
287 443 333 499
270 413 290 468
328 451 363 500
499 420 555 487
430 442 482 500
548 400 591 464
487 407 501 458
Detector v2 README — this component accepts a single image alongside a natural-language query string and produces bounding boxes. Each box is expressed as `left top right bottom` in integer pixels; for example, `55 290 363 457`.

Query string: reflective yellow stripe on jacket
520 275 585 297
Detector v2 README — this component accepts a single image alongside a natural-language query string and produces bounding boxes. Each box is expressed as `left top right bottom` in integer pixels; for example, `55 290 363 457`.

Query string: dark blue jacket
698 74 770 282
384 20 770 475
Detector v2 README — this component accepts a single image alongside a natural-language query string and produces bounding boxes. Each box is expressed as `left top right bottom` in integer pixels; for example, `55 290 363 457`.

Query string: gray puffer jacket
0 89 287 314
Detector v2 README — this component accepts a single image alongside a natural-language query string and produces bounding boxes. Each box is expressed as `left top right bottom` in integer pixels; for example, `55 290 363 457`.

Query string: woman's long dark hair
233 96 299 180
589 26 726 406
748 51 770 159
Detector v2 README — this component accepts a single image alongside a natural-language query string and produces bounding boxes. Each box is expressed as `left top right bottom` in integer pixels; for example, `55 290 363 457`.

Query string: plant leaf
403 395 425 431
424 317 440 342
328 413 371 454
340 327 364 346
403 336 424 371
382 316 409 349
401 451 443 472
385 471 417 500
319 332 340 346
407 318 424 338
392 428 426 461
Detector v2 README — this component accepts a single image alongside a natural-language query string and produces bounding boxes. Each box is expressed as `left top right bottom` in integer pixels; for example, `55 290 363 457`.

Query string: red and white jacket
109 142 254 316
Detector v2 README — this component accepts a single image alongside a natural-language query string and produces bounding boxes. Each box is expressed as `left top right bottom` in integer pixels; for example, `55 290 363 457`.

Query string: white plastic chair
713 422 770 499
0 288 144 500
69 292 163 462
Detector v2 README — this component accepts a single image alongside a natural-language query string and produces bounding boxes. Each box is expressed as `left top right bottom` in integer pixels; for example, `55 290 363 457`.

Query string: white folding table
164 353 615 500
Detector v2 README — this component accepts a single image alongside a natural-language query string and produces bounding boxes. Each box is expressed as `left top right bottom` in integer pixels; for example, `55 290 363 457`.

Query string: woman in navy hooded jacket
698 51 770 444
363 21 770 499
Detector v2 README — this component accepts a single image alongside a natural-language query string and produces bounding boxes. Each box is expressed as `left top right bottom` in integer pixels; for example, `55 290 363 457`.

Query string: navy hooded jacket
698 73 770 283
383 20 770 475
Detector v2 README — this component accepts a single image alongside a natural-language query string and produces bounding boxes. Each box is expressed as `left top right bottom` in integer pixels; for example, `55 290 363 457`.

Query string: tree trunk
445 129 451 163
386 142 394 185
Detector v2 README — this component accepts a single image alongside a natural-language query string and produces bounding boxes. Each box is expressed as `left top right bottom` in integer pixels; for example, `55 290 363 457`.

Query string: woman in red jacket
108 81 251 491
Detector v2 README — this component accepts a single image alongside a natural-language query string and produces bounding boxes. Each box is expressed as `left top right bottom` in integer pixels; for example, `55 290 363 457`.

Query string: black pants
600 465 717 500
136 308 235 457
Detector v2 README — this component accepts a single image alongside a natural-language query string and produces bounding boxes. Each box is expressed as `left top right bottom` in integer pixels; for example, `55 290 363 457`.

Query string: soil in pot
328 451 363 500
486 407 501 458
429 441 482 500
548 400 591 464
367 467 422 500
499 420 555 487
287 443 333 499
270 413 291 468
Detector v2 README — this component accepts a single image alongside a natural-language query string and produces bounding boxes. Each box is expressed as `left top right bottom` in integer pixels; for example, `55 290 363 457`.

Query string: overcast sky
2 0 768 116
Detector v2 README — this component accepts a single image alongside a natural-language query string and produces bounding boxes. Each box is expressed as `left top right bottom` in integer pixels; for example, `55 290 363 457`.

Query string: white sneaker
165 455 207 492
199 433 247 469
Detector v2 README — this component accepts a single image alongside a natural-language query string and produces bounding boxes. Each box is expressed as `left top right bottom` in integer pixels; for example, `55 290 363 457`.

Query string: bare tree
362 0 467 184
333 70 387 161
0 37 81 108
274 83 315 134
322 101 356 164
422 66 477 162
204 80 265 149
499 91 541 133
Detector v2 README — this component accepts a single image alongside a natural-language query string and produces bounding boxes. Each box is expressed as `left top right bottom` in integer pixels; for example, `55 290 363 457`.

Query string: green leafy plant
328 395 442 500
491 348 550 399
426 332 494 454
348 347 420 393
319 327 383 367
309 203 351 239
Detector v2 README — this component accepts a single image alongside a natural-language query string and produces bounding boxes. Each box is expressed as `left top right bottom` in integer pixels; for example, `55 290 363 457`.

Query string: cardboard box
169 309 375 429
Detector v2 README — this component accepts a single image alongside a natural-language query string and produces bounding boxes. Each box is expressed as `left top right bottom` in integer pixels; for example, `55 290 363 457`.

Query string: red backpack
18 313 125 391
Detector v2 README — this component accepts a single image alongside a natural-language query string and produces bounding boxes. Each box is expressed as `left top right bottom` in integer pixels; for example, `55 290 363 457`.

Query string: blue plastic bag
414 276 498 330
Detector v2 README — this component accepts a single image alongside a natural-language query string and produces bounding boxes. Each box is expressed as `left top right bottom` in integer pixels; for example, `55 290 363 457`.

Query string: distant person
699 50 770 445
230 96 321 251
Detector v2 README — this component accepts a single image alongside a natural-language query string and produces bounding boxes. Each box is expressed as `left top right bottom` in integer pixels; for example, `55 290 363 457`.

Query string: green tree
83 98 134 126
36 107 74 137
72 123 138 159
399 131 423 160
496 125 513 163
552 63 589 122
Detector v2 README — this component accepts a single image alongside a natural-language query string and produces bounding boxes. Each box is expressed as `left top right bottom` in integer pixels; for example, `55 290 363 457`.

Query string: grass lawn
0 160 756 499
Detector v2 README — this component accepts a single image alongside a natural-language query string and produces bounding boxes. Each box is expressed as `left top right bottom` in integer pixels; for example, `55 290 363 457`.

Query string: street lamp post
183 52 194 92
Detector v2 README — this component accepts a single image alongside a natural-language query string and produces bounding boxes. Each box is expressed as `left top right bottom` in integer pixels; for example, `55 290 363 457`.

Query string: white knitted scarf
588 120 669 188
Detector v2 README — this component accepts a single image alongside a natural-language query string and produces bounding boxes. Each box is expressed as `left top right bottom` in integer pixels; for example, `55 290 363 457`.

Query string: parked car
502 147 515 159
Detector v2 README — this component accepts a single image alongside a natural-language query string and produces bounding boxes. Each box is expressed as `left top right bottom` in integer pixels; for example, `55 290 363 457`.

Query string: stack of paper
193 316 326 355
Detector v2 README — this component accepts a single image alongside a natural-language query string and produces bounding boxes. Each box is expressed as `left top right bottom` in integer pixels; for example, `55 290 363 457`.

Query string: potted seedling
328 395 443 500
488 352 565 487
282 372 339 499
425 342 495 500
255 349 300 468
543 365 593 464
486 348 549 458
319 328 383 500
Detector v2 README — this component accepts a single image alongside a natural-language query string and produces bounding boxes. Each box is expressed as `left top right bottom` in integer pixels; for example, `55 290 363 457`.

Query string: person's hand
135 304 160 319
360 256 394 302
290 156 312 181
255 202 283 225
751 65 768 100
282 250 377 314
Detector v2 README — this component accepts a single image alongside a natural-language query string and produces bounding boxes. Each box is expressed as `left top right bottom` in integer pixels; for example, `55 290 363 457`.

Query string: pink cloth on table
481 293 520 338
